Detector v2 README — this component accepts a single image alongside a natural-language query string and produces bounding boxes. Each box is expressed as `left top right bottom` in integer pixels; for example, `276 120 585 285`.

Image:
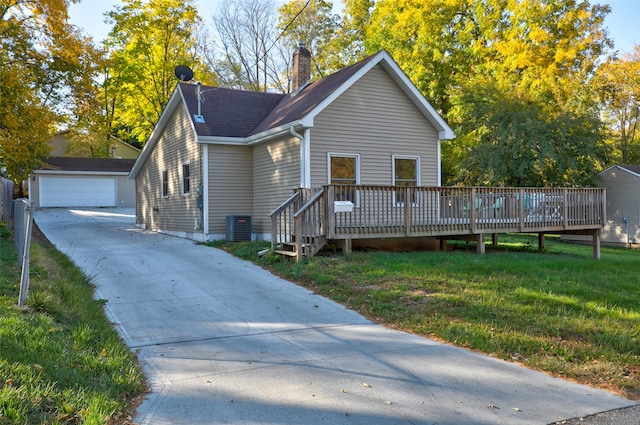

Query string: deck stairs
269 188 327 261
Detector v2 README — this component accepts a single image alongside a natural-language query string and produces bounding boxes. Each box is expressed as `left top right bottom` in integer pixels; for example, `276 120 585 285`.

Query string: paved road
34 208 636 425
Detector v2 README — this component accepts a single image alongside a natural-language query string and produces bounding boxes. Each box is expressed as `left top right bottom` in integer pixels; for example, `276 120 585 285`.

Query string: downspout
437 138 442 187
291 127 311 188
202 144 209 236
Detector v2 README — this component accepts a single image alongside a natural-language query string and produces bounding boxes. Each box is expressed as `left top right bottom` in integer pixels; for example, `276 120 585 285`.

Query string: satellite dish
174 65 194 82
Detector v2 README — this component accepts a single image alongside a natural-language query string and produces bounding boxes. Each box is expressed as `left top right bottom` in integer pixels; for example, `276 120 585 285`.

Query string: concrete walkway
34 208 635 425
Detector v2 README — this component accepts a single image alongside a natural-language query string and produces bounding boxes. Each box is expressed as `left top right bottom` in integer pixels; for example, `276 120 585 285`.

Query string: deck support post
342 238 352 254
593 230 601 259
476 234 485 255
538 233 545 251
492 233 498 246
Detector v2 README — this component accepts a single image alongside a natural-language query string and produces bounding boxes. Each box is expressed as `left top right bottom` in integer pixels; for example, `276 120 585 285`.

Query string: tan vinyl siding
135 106 201 233
310 65 440 188
206 144 252 235
252 136 301 235
599 168 640 245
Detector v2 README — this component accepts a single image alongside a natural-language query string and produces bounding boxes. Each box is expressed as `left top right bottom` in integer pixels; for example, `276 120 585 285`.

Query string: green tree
450 84 606 187
104 0 214 145
595 46 640 164
0 0 101 186
331 0 374 65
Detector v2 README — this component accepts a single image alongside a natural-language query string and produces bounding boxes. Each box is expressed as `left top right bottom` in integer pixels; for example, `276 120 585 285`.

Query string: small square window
328 154 360 203
393 156 419 205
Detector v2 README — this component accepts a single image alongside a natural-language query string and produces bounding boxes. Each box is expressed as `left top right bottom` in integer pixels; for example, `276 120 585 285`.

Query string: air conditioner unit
226 215 251 242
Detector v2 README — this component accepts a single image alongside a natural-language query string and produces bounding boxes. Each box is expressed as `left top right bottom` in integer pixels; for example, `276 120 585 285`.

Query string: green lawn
209 234 640 399
0 224 146 425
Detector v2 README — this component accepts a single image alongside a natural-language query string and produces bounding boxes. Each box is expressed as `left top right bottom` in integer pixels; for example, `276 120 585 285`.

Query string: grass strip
0 224 146 425
208 234 640 399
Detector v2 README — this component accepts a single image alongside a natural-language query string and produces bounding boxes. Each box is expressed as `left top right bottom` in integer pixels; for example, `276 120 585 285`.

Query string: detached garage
30 157 136 209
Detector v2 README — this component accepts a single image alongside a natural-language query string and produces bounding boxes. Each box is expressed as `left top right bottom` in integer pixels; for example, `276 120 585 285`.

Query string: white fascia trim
600 165 640 179
35 170 130 176
129 85 186 179
197 136 247 145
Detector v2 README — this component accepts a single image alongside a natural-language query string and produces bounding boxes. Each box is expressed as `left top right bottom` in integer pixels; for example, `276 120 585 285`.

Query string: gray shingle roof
179 54 378 138
39 157 135 173
179 85 285 138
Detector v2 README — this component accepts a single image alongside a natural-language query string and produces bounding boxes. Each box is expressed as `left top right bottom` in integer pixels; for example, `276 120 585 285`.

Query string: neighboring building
598 165 640 247
129 48 454 241
561 164 640 248
109 137 141 159
32 129 140 208
49 130 140 159
30 157 135 208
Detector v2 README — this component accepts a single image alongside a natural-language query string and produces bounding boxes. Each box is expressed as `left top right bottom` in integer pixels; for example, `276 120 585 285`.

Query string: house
129 48 455 242
30 157 136 208
130 47 606 259
564 164 640 248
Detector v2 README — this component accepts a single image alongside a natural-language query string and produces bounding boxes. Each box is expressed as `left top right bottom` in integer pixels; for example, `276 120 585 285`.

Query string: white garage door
40 177 117 207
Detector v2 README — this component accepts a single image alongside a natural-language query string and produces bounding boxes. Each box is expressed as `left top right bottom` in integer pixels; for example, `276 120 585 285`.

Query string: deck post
327 185 335 239
476 233 485 254
563 189 569 229
404 187 412 236
295 216 303 262
492 233 498 246
342 238 352 254
518 188 525 232
593 229 601 259
538 233 545 251
470 188 477 234
270 215 277 250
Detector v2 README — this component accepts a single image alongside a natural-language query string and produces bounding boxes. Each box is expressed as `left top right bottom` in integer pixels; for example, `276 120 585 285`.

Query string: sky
68 0 640 55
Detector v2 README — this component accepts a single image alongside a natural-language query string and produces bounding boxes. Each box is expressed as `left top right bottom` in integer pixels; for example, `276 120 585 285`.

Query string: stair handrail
293 189 326 261
268 191 302 251
268 192 300 217
292 189 325 219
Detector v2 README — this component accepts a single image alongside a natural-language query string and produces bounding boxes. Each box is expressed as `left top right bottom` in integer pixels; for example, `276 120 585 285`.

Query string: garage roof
38 157 135 173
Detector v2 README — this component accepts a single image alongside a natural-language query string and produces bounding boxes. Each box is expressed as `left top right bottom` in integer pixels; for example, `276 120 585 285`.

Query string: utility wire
258 0 311 64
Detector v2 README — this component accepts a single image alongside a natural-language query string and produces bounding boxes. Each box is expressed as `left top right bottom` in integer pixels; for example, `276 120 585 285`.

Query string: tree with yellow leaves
366 0 612 186
0 0 102 188
595 46 640 164
104 0 216 145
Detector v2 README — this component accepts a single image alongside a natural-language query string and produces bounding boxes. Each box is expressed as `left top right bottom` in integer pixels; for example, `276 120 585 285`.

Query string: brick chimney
291 43 311 92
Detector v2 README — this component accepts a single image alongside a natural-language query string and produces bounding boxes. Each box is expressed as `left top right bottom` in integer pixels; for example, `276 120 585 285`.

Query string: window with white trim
328 153 360 202
182 163 191 195
161 170 169 198
393 155 420 205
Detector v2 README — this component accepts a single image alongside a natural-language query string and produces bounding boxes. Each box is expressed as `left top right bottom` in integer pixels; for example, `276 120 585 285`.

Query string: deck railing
292 189 327 261
326 186 605 239
270 185 605 260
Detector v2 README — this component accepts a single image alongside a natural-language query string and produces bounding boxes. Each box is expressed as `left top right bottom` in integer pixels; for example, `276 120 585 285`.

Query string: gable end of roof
601 164 640 178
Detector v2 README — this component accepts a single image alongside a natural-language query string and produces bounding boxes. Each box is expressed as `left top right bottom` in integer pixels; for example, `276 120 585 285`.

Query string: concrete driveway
34 208 635 425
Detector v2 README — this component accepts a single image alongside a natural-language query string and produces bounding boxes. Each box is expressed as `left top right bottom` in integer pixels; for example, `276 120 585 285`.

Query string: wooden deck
269 185 606 261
